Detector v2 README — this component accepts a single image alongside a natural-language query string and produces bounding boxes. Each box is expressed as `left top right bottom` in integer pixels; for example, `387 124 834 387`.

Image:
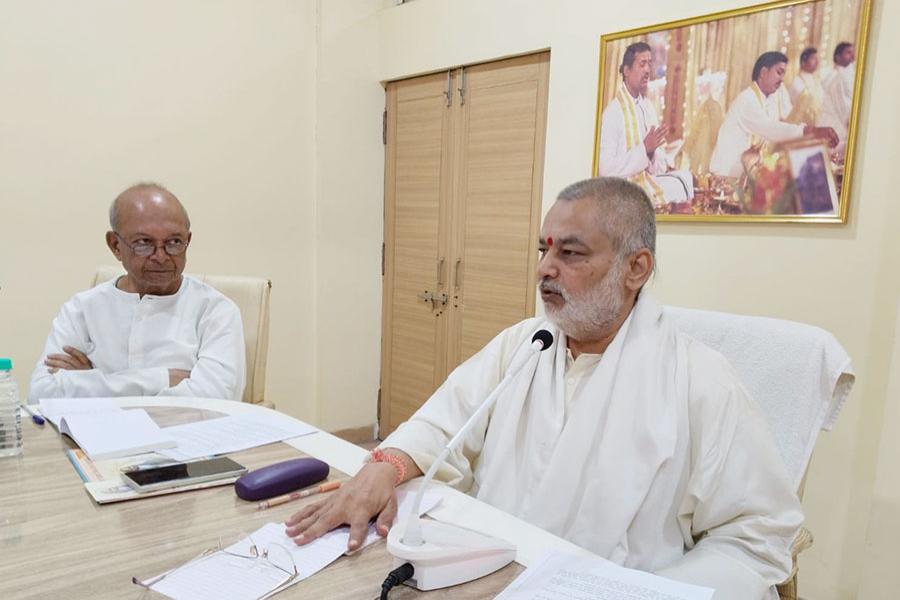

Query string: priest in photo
597 42 694 207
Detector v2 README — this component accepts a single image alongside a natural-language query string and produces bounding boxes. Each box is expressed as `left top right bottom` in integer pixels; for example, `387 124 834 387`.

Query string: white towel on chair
664 306 854 490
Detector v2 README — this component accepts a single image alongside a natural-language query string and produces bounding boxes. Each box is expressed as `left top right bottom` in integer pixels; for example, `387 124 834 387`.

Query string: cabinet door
447 53 549 368
380 73 454 434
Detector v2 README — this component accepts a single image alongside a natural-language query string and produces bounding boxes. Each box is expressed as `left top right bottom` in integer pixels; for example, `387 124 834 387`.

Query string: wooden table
0 403 523 599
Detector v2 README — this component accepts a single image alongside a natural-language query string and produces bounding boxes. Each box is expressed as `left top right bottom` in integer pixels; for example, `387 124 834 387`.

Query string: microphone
387 329 554 590
531 329 553 351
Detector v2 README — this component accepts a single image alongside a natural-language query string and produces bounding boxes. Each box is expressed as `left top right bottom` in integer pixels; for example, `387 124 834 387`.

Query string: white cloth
384 293 801 600
818 63 855 149
788 72 823 107
662 306 854 490
598 93 693 203
28 276 245 402
710 84 804 178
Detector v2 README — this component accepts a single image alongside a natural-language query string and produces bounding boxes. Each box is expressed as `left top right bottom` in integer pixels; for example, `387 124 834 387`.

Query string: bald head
109 183 191 232
105 183 192 296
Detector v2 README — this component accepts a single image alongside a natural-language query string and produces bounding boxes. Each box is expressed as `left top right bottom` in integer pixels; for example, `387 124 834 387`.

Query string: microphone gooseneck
400 329 555 546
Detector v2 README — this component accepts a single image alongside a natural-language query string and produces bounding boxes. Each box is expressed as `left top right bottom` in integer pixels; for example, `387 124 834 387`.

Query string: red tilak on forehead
547 236 553 247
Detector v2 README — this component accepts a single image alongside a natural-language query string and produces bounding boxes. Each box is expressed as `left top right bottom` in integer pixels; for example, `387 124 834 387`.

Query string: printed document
38 397 121 428
144 490 442 600
157 414 317 461
497 551 714 600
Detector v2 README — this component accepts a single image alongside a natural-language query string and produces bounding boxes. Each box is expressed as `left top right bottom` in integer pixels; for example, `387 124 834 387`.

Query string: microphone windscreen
532 329 554 351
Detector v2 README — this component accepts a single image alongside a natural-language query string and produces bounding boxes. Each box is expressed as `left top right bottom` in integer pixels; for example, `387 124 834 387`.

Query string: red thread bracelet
369 449 407 486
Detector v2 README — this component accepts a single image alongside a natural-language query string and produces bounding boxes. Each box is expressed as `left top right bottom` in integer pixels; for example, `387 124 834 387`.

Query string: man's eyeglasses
114 232 189 257
133 531 299 599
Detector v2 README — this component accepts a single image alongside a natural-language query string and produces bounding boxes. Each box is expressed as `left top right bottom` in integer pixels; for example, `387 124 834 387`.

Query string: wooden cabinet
380 52 550 436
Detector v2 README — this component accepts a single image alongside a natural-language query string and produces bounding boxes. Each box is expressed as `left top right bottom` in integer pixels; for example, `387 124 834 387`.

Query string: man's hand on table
285 462 398 552
45 346 93 373
285 448 422 552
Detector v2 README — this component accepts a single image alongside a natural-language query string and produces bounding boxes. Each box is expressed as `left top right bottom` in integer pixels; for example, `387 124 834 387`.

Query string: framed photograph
592 0 872 223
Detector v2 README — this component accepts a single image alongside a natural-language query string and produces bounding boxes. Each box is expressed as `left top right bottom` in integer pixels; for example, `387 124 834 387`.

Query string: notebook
58 408 176 461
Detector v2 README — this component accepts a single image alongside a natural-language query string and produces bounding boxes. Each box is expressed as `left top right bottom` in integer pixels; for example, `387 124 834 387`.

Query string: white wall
0 0 320 422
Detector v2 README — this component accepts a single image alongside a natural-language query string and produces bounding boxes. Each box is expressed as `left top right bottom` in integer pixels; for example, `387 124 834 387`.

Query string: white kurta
28 276 246 402
710 84 804 178
598 94 693 203
383 293 801 600
818 64 855 149
789 72 823 104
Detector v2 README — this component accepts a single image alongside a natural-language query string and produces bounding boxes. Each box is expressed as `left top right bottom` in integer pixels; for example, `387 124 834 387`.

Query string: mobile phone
121 457 247 493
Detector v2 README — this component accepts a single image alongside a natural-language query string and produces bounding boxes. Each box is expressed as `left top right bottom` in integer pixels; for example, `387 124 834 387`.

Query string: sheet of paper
157 414 317 461
496 551 714 600
59 408 176 461
151 551 289 600
146 491 441 600
38 397 121 428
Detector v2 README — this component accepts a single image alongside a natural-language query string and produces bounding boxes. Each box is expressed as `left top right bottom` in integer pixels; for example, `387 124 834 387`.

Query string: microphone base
386 519 516 591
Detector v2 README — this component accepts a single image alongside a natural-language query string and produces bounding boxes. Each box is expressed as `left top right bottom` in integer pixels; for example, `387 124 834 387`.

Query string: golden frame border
591 0 873 224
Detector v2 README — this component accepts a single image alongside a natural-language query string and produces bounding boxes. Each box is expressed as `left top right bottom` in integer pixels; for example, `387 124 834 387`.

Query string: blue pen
20 403 45 426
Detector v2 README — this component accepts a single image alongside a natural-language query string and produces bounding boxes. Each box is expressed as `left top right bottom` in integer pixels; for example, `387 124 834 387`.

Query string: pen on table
258 480 342 510
20 403 45 426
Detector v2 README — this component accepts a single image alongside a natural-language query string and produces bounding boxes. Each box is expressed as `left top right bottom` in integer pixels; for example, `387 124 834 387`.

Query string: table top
0 402 523 600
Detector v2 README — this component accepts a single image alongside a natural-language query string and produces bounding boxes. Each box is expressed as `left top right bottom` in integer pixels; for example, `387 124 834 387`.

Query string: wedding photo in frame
592 0 872 223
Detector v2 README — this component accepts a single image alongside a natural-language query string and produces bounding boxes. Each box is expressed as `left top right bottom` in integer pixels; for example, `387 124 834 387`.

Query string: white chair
664 305 854 600
93 266 272 406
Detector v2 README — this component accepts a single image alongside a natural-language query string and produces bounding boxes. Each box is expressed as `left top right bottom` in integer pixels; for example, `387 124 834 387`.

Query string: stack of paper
38 397 121 428
497 551 715 600
157 413 317 461
142 491 442 600
39 398 176 461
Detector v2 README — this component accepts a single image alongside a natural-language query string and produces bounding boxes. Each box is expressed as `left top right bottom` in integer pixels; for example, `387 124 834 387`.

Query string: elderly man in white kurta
710 51 837 178
285 177 802 600
598 42 693 206
28 183 245 402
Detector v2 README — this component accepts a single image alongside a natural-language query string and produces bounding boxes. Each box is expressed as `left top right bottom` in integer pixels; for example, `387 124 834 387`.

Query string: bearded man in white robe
286 177 802 600
597 42 693 206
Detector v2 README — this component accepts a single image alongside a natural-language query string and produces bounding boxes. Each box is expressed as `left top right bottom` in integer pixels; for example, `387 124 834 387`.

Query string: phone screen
123 457 245 487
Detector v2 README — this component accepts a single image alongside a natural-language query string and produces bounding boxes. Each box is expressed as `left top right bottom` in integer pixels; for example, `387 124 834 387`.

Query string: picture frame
592 0 872 223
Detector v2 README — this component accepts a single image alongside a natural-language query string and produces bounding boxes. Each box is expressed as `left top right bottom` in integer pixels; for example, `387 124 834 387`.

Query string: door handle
436 257 445 286
453 258 463 290
417 290 437 310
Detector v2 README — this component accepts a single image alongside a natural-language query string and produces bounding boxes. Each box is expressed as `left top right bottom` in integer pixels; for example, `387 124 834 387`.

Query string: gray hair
109 182 190 231
556 177 656 262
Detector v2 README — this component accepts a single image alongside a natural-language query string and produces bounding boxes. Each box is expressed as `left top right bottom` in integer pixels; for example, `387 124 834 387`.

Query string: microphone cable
380 562 414 599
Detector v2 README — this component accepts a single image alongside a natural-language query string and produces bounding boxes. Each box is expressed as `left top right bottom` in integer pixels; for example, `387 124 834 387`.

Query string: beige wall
858 297 900 597
372 0 899 598
315 0 385 431
0 0 320 422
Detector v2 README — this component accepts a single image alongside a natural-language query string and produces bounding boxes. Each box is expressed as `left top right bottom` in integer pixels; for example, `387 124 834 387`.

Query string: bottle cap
0 358 11 370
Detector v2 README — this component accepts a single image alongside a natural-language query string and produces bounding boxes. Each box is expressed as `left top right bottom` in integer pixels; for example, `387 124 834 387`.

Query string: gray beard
540 259 626 342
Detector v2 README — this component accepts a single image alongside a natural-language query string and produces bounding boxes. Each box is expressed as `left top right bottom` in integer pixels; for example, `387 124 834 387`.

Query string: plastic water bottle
0 358 23 458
